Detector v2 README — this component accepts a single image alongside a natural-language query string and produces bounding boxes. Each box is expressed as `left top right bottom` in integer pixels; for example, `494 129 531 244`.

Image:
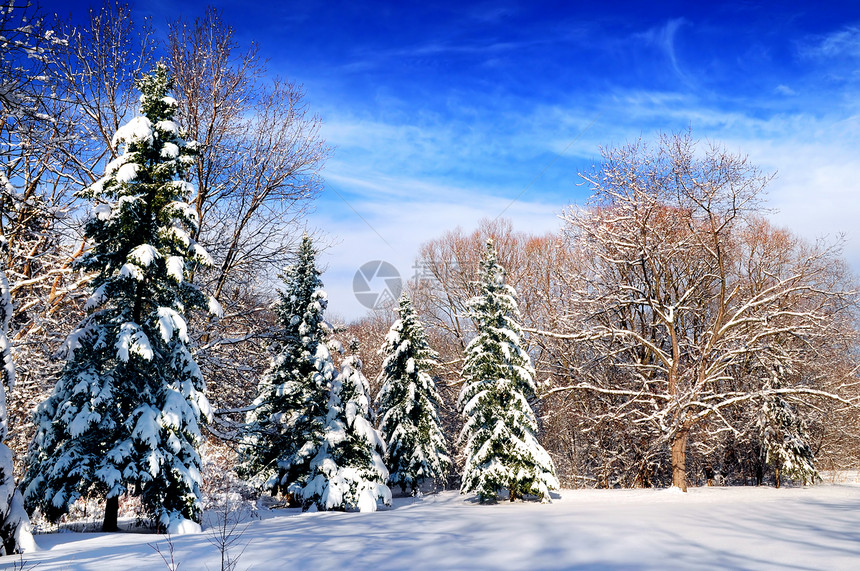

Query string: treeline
377 133 859 491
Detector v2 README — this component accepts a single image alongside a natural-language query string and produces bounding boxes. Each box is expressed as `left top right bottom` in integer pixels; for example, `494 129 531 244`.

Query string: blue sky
44 1 860 320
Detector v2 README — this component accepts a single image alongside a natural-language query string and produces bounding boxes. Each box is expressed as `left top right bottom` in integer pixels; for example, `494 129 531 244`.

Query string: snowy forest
1 1 860 566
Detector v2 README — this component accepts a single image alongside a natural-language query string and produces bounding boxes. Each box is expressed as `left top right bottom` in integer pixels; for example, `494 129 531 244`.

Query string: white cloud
737 131 860 263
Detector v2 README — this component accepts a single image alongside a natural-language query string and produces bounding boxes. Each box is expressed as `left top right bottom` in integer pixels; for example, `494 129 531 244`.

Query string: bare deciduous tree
167 8 328 297
0 0 83 468
49 0 155 183
166 11 329 440
1 1 154 468
551 131 858 491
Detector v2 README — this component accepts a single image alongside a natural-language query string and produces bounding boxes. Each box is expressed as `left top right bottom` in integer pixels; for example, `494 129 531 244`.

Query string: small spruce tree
376 293 449 494
0 237 35 554
22 64 219 532
459 240 559 503
759 367 818 487
239 235 335 500
301 353 391 511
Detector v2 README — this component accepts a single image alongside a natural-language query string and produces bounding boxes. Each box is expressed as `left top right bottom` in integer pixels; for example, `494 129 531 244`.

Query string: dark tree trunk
102 496 119 532
705 463 715 487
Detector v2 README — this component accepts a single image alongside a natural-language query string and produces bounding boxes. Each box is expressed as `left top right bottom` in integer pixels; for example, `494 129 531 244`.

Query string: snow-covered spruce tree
376 293 449 494
458 240 558 503
0 237 35 554
238 235 335 500
22 64 220 533
302 354 391 511
758 368 818 488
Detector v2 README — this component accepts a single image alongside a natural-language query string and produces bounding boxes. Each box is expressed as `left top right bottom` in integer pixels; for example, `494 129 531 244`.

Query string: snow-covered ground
4 485 860 570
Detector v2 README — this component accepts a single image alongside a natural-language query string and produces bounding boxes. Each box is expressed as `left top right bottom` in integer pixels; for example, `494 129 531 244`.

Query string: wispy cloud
318 106 601 205
800 26 860 59
634 18 695 88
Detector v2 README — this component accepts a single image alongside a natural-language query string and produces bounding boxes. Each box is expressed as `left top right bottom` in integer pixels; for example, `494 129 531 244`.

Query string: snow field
4 484 860 570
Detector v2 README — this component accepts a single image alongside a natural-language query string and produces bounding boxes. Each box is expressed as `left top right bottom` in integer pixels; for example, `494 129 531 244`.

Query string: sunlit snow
7 485 860 570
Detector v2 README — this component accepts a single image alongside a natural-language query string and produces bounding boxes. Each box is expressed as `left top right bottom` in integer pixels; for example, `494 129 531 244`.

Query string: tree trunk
102 496 119 532
775 466 781 489
671 430 689 492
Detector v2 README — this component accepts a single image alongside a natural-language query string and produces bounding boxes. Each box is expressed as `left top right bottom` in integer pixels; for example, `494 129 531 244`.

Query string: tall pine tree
239 235 334 500
459 240 558 503
301 353 391 511
0 237 35 553
22 64 219 532
376 294 449 494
